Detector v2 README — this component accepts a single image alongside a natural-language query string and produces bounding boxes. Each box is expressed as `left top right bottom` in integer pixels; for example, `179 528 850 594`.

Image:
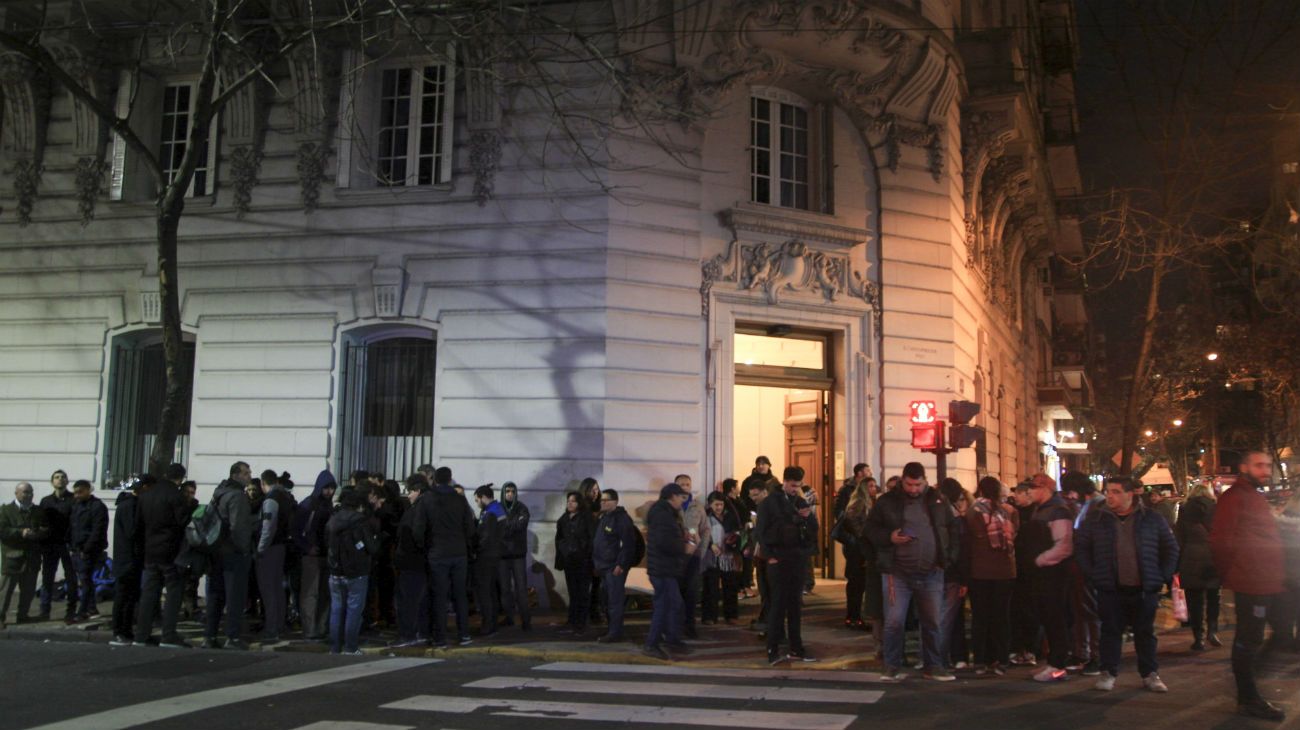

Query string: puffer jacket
864 486 959 574
1174 495 1219 590
111 491 143 578
136 481 190 566
553 510 595 572
1075 503 1178 593
68 495 109 555
592 506 636 573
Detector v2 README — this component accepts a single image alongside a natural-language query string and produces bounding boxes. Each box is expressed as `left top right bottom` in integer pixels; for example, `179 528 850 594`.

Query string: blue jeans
329 575 368 653
602 568 628 638
1098 588 1159 678
70 551 102 617
645 574 683 648
882 570 945 671
939 580 968 666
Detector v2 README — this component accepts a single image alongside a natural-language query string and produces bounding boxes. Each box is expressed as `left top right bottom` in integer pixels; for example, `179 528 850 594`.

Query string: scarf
973 497 1010 551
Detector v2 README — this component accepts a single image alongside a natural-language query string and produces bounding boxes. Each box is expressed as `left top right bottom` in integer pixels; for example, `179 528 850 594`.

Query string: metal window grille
337 337 436 480
103 341 194 488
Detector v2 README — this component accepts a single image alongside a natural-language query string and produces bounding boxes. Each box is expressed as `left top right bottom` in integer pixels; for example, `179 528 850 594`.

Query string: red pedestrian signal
910 400 938 424
911 421 944 450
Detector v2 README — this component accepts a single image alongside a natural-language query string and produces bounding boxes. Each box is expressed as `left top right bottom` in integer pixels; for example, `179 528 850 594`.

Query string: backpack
631 525 646 567
185 500 224 552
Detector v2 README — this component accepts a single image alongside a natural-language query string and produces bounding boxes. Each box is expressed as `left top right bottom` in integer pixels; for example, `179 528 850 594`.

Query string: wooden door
784 390 830 577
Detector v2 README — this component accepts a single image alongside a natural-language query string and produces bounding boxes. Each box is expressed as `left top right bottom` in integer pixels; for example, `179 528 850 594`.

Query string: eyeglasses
599 498 615 502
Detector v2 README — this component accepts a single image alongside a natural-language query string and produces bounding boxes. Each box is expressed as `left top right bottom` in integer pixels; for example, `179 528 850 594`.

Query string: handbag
830 512 855 547
1171 574 1189 623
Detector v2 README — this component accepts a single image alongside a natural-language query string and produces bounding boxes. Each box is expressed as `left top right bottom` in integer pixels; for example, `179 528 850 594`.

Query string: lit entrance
731 328 838 577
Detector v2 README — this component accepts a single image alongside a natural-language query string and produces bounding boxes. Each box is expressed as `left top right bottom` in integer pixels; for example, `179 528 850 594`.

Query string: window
103 337 195 488
749 89 832 212
337 50 456 190
161 83 214 196
1283 161 1299 174
336 335 437 480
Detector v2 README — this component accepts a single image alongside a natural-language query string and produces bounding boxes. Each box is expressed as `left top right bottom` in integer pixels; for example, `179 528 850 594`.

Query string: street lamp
1144 429 1155 437
1206 353 1219 361
1172 419 1183 427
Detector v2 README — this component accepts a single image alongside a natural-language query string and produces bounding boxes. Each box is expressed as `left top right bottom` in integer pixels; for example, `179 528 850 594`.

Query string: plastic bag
1172 574 1189 623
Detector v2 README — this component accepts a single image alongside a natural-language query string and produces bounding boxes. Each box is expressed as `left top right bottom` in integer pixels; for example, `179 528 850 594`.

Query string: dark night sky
1071 0 1300 375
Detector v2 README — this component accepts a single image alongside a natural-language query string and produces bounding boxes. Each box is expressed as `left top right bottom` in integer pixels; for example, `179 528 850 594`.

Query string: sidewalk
0 577 1193 671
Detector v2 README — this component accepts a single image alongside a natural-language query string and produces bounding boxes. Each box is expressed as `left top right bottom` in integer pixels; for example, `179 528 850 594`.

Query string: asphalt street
2 636 1298 730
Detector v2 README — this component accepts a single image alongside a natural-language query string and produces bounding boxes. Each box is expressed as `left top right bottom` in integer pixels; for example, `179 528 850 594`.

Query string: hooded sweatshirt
293 470 336 557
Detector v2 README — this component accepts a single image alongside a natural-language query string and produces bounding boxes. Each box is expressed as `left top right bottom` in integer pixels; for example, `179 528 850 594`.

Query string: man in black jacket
1076 476 1178 693
293 469 336 641
392 475 429 648
67 479 108 623
642 482 696 660
594 488 636 643
135 463 191 647
866 461 959 682
410 466 476 648
203 462 255 649
110 476 148 645
758 466 818 665
255 470 295 642
0 482 48 627
497 482 531 630
473 484 505 636
38 469 76 621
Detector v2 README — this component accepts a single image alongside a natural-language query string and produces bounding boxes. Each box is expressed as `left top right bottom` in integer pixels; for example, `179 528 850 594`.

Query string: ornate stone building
0 0 1090 579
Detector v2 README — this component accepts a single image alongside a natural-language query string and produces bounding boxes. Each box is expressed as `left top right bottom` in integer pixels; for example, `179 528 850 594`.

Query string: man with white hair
0 482 49 627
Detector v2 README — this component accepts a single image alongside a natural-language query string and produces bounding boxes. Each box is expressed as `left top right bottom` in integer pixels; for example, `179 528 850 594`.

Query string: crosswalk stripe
381 695 857 730
23 658 440 730
464 676 882 704
534 660 884 683
291 717 413 722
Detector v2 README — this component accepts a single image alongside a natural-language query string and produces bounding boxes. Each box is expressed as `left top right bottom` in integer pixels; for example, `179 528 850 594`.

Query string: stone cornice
719 204 871 248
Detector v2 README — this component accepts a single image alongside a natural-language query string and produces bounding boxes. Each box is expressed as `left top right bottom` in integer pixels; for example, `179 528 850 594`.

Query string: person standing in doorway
1210 450 1287 721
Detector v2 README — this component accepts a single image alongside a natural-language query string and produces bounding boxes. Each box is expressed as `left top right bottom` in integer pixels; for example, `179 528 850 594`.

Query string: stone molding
701 236 877 319
719 204 871 248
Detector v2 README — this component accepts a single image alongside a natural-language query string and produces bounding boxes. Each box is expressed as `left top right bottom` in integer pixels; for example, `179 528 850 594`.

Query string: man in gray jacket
676 474 711 639
203 461 254 649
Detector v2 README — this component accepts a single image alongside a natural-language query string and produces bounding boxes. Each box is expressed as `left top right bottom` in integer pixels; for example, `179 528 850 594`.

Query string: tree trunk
1119 258 1165 475
147 202 187 477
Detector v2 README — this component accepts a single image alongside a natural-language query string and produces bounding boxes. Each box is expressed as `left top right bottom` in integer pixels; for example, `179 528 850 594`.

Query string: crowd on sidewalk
1 450 1298 722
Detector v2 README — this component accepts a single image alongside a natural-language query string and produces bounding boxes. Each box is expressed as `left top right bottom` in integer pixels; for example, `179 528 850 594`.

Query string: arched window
336 328 436 481
103 333 195 487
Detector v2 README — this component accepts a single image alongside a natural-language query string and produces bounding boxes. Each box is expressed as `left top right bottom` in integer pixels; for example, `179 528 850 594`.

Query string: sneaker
924 668 956 682
1207 632 1223 648
1081 659 1101 676
990 663 1007 676
160 636 191 649
596 634 624 644
768 650 787 665
344 649 365 656
973 664 989 676
224 639 250 651
200 637 221 649
953 661 969 670
665 641 692 655
1033 666 1068 683
431 640 450 650
1065 657 1085 672
1238 699 1286 721
1190 639 1206 652
64 615 83 626
458 635 473 646
879 667 906 682
109 635 133 646
388 639 425 649
788 650 818 663
1094 674 1116 691
642 644 671 661
1142 673 1168 693
1009 652 1036 666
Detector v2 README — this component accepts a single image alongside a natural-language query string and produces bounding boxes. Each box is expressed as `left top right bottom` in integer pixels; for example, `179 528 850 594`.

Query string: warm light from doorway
1206 353 1219 361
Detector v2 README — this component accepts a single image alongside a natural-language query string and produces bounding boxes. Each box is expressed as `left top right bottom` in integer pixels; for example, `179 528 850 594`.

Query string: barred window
103 338 195 488
336 335 437 480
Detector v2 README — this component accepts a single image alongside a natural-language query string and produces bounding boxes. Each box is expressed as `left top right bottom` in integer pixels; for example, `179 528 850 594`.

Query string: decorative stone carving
1 54 51 224
468 130 502 207
372 267 406 318
296 141 329 213
74 157 109 225
229 145 264 218
700 237 876 310
287 43 339 140
11 159 42 226
140 291 161 323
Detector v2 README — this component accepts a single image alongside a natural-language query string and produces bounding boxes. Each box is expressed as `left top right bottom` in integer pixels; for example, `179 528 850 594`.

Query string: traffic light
948 399 984 449
909 400 944 450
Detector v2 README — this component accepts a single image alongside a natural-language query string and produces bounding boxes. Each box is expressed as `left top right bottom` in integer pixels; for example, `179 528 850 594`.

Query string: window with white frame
337 50 456 190
749 89 832 212
160 83 215 196
109 72 218 201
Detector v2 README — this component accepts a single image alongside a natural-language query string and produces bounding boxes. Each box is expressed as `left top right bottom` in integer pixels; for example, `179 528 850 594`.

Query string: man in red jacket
1209 450 1285 722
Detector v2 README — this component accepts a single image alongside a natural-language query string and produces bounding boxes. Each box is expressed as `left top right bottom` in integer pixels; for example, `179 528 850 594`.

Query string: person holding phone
866 462 960 682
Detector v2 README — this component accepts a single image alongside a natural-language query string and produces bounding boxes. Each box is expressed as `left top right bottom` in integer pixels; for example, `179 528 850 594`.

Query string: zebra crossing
292 660 884 730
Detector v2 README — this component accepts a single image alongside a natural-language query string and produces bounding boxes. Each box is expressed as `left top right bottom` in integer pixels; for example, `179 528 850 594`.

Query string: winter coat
293 470 336 557
963 499 1018 581
682 494 713 562
111 491 143 578
553 509 595 573
741 470 780 496
645 499 686 578
409 484 476 560
256 486 296 554
1075 503 1179 594
0 502 48 575
39 491 74 546
702 508 742 572
1174 495 1219 590
758 490 817 563
394 499 426 571
326 508 378 578
864 487 959 574
67 495 109 555
475 501 506 563
593 506 636 573
841 495 875 563
499 498 531 560
136 481 190 566
1210 477 1284 595
212 480 254 555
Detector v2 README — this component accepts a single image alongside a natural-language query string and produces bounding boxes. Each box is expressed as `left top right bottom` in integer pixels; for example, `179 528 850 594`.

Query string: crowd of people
0 450 1298 721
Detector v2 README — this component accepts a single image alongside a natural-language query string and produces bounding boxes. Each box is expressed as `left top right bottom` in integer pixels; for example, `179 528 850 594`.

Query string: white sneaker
1094 674 1116 691
1143 673 1168 693
1033 665 1068 683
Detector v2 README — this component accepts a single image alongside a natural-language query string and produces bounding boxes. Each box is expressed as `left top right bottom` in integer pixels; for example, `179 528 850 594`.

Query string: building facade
0 0 1089 580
